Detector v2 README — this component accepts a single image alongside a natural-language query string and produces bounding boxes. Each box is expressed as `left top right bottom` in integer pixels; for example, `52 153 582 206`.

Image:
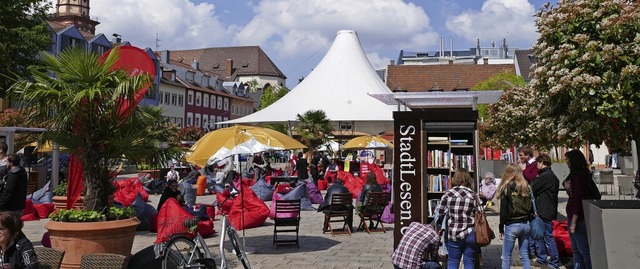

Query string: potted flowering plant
10 47 181 268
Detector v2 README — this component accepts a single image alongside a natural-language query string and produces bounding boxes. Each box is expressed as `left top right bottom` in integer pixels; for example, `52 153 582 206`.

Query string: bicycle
161 186 251 269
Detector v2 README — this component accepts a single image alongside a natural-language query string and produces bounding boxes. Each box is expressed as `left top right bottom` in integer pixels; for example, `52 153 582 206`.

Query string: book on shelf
452 154 475 170
428 136 449 142
427 149 451 168
428 174 449 192
450 139 469 145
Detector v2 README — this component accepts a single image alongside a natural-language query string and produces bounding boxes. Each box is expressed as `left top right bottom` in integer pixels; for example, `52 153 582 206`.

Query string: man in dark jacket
318 179 352 231
0 154 27 216
530 153 560 269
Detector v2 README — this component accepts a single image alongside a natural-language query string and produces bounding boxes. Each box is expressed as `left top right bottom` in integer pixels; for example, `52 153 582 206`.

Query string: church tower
49 0 100 34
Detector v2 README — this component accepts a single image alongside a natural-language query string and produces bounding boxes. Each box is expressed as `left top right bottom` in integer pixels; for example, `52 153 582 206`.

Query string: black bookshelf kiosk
393 108 479 247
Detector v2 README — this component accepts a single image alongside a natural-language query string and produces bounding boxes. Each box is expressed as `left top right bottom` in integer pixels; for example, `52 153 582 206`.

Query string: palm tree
295 110 334 151
10 47 177 211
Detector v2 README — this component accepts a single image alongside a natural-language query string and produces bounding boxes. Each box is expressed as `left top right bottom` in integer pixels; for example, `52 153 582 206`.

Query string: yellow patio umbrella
185 125 307 167
342 135 393 149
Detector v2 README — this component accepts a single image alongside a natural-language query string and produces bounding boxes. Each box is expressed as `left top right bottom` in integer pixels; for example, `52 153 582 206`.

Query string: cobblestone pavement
22 173 622 269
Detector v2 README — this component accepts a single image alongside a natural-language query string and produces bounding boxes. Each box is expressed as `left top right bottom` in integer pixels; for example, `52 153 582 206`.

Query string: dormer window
202 76 209 87
185 71 195 83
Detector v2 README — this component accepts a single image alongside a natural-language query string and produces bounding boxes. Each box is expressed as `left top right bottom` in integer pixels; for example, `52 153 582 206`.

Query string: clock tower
49 0 100 34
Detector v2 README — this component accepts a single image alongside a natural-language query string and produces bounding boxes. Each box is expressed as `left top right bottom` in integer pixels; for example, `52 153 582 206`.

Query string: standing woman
435 168 477 269
295 152 309 182
563 150 592 269
496 164 532 269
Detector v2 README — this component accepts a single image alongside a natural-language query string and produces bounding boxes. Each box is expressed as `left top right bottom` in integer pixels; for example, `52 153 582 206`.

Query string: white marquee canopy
223 30 396 135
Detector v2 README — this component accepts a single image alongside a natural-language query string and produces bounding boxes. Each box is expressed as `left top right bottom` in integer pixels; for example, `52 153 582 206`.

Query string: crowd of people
391 147 600 269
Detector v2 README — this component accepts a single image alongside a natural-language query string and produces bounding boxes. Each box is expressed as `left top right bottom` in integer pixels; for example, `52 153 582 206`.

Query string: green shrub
49 207 135 222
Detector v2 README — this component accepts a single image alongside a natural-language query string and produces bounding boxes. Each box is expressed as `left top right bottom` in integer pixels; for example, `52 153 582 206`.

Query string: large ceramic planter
52 196 84 212
45 217 140 269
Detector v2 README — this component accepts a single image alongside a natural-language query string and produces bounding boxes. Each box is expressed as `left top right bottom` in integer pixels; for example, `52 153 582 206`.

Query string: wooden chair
357 192 390 234
80 253 128 269
34 247 65 269
273 199 302 247
323 193 353 236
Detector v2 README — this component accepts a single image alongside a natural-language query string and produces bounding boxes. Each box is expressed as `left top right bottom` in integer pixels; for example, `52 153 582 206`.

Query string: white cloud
366 52 391 70
234 0 438 59
48 0 235 50
445 0 537 48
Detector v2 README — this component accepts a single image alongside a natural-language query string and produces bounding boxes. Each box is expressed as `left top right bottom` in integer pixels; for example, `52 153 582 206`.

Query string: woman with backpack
496 163 533 269
563 149 593 269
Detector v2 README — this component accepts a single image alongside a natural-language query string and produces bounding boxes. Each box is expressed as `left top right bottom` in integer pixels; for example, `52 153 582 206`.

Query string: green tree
295 110 333 151
246 79 260 93
485 0 638 152
258 84 288 110
134 105 182 169
0 0 51 97
471 71 526 120
9 47 178 211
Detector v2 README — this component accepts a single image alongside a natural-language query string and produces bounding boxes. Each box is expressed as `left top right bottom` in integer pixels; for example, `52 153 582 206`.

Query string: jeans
502 222 531 269
446 230 476 269
535 218 560 268
568 219 591 269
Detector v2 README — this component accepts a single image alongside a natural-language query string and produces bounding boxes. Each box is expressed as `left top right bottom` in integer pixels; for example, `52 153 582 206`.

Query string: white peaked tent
224 30 396 135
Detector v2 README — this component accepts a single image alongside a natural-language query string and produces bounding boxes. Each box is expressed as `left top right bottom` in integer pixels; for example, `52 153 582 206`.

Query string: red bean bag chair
370 165 390 185
21 199 39 221
155 198 196 243
33 203 55 219
338 171 365 198
317 179 328 190
113 177 150 207
553 220 573 257
217 180 269 231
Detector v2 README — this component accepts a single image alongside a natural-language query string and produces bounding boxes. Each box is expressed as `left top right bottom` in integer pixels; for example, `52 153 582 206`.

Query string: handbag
474 195 495 247
529 188 545 240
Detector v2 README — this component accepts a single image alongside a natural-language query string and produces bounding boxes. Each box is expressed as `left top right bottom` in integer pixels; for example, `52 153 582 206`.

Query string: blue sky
49 0 557 88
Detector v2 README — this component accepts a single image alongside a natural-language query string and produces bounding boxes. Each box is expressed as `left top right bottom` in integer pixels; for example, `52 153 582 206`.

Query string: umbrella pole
239 155 255 254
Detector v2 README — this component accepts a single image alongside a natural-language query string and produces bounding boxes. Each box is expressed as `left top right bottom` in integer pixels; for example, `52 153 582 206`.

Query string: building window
231 105 235 115
187 91 194 105
223 98 229 110
186 71 194 83
164 92 170 104
195 113 201 127
171 93 177 106
158 91 163 104
178 95 183 107
196 92 202 106
177 117 183 128
217 116 222 125
203 93 209 108
210 115 215 129
217 97 223 109
210 95 216 109
187 112 193 126
202 117 208 130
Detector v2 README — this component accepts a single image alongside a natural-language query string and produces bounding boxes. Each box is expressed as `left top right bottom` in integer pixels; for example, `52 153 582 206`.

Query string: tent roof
223 30 395 133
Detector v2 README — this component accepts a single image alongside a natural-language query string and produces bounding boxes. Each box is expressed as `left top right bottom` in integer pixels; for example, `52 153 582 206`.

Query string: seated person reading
317 179 352 231
479 172 497 206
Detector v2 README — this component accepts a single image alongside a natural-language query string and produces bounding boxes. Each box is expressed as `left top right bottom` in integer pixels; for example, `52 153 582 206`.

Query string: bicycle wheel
228 228 251 269
162 235 203 269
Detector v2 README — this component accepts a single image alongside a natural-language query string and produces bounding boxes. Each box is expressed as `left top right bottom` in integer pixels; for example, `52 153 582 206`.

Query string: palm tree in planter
295 109 334 151
10 47 179 267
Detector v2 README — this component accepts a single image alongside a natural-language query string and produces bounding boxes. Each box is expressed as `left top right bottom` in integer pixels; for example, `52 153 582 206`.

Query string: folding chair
323 193 353 236
34 247 65 269
357 192 390 234
273 199 302 247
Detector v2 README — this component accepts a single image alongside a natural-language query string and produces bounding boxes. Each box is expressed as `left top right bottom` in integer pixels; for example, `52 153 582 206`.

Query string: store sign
393 113 422 248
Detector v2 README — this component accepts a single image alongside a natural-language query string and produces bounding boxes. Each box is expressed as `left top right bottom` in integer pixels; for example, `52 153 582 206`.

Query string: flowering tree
486 0 639 151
